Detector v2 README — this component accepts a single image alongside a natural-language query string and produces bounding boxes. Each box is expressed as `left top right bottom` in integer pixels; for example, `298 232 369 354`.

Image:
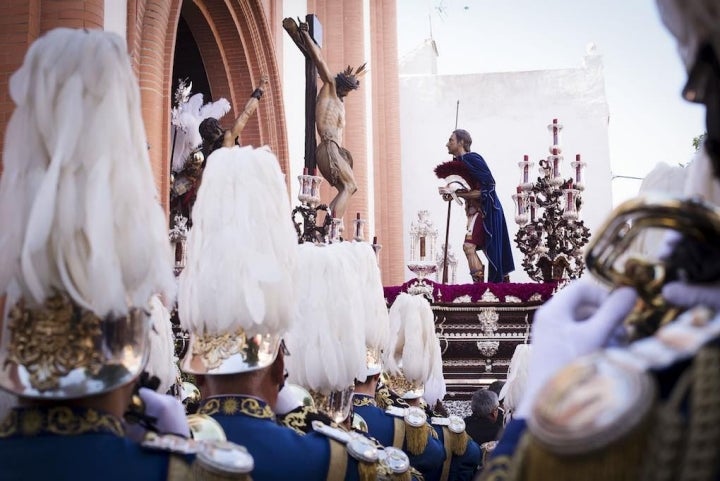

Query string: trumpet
585 195 720 340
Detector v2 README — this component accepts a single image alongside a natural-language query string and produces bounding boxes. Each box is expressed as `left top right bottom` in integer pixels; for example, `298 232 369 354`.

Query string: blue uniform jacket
353 393 446 477
459 151 515 282
0 406 188 481
426 423 481 481
199 394 361 481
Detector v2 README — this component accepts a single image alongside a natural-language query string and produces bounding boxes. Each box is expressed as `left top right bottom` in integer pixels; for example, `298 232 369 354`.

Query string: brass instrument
585 195 720 340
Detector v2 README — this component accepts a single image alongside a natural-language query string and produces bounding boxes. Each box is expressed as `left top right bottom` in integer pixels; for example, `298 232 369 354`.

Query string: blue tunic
425 424 481 481
353 393 446 477
199 394 360 481
459 152 515 282
0 406 188 481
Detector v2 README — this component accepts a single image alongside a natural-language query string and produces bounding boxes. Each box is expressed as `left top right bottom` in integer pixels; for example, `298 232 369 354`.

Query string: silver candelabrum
512 119 591 282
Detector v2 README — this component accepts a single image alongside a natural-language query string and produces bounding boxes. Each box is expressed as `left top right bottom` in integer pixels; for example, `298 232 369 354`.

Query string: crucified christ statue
283 17 365 221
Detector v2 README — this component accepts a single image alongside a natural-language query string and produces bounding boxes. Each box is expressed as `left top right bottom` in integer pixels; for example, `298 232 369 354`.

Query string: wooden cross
283 14 323 173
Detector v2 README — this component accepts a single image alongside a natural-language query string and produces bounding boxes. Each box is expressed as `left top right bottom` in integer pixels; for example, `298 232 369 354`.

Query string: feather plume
434 160 478 189
423 335 447 406
351 242 390 354
178 146 298 338
499 344 532 414
386 294 441 389
0 28 175 317
284 243 368 392
146 295 180 394
171 92 231 173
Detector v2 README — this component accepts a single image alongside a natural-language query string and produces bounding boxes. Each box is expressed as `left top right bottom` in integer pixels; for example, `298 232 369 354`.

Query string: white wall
104 0 127 39
399 48 613 284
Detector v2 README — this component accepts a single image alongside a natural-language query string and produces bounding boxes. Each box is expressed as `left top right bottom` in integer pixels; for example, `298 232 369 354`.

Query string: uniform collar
353 393 377 407
198 394 275 420
0 405 124 439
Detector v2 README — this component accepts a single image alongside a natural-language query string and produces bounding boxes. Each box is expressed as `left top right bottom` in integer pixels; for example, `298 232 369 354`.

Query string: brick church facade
0 0 405 285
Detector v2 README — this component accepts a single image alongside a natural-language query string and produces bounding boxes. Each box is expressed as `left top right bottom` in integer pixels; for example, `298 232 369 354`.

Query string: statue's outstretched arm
223 75 269 147
297 21 334 85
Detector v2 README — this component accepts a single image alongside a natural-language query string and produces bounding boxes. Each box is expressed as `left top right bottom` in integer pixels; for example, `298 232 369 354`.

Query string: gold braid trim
278 408 311 435
392 417 405 449
198 397 274 420
353 396 377 407
375 384 393 409
439 427 453 481
326 438 348 481
409 467 425 481
357 460 377 481
405 423 431 456
447 429 469 456
191 461 253 481
0 407 124 438
391 470 413 481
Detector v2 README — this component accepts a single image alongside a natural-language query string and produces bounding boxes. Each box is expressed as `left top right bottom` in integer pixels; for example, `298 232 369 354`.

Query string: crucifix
283 14 323 173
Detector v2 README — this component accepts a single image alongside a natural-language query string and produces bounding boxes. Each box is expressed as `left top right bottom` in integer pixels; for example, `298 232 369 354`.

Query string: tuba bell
585 195 720 341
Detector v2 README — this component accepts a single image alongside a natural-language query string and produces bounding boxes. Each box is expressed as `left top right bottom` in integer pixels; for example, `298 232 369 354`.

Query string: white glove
138 387 191 437
662 282 720 310
515 279 638 419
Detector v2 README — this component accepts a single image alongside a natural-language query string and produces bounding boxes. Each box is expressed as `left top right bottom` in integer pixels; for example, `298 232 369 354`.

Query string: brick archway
127 0 289 211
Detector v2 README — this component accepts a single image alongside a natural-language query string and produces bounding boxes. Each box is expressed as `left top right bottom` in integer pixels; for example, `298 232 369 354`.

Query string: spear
442 100 460 284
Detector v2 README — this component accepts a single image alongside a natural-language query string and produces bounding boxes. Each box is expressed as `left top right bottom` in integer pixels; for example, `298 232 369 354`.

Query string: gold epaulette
311 420 377 481
385 406 431 455
430 415 470 456
142 432 254 480
312 420 414 481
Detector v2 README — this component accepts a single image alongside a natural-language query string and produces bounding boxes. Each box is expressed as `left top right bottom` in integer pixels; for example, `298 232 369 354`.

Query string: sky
395 0 706 205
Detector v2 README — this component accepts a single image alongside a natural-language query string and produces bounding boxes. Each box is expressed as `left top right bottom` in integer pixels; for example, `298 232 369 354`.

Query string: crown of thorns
336 63 367 90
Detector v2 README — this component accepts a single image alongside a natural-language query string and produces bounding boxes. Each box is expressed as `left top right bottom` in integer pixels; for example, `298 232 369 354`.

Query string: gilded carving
384 374 423 399
6 293 104 392
193 330 249 370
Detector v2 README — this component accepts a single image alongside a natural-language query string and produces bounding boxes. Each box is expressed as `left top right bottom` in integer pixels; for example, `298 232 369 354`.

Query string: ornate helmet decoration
384 293 444 402
178 145 298 375
0 28 177 399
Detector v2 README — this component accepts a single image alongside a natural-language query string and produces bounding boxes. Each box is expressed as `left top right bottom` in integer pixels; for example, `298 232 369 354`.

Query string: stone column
369 0 404 285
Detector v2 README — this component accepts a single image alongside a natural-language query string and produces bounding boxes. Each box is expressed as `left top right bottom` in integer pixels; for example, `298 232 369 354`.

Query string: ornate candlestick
371 236 382 261
407 210 439 299
435 243 458 284
352 212 366 242
292 168 333 243
514 118 591 282
169 214 189 276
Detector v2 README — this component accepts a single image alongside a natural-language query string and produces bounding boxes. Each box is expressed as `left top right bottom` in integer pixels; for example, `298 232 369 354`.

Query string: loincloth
316 136 354 187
